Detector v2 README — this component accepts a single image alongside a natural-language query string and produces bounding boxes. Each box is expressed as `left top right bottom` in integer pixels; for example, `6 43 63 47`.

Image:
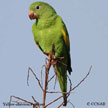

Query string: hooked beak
29 11 37 20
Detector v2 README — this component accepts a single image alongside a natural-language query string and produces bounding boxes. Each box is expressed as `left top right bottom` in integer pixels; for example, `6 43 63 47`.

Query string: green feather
29 1 72 106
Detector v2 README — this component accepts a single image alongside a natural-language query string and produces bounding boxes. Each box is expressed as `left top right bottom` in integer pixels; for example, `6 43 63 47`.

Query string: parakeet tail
63 93 67 106
55 63 67 106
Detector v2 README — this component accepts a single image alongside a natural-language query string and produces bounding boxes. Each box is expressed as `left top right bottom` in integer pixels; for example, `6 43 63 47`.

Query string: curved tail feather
55 63 67 106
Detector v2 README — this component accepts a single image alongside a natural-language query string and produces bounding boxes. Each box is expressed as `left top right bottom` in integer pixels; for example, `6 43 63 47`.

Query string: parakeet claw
44 44 64 67
51 60 57 66
49 55 64 67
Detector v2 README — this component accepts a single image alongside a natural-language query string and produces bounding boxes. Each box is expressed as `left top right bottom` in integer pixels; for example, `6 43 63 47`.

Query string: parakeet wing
61 21 72 73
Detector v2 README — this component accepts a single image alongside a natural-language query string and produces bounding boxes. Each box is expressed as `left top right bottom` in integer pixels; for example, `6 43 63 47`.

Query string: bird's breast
36 28 62 53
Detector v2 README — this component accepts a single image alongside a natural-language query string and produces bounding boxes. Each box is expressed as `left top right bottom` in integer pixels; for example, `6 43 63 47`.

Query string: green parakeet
29 1 72 106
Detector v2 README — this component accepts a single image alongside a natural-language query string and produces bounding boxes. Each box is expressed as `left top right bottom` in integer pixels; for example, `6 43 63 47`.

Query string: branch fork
9 45 92 108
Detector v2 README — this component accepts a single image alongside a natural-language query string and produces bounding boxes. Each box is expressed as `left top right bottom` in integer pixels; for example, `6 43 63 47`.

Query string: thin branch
56 65 92 108
9 41 92 108
47 74 55 83
57 102 64 108
27 67 43 91
53 75 57 89
32 96 36 103
42 44 55 108
46 91 66 94
45 95 63 108
41 65 45 87
57 100 75 108
10 96 33 108
46 66 92 94
67 75 72 91
43 60 51 108
44 65 92 107
69 65 92 94
32 96 40 108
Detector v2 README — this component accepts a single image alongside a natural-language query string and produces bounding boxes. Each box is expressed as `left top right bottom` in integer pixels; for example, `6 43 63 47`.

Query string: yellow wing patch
61 29 70 47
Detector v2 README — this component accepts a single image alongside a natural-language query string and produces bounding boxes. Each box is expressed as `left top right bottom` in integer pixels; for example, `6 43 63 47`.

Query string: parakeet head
29 1 56 20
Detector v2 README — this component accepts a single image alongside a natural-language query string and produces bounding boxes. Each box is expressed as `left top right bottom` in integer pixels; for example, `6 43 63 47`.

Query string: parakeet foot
51 55 64 67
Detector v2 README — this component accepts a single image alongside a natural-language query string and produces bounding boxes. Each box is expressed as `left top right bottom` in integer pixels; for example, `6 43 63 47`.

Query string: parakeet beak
29 11 37 20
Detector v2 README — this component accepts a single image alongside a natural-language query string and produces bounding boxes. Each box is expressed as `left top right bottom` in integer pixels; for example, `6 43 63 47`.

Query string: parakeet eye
36 5 40 10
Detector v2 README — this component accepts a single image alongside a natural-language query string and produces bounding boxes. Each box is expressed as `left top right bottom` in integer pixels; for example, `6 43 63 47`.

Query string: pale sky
0 0 108 108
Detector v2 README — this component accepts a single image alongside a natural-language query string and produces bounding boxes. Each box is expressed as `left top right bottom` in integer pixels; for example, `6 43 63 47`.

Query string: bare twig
9 65 92 108
53 75 57 89
67 75 72 91
43 59 51 108
9 42 92 108
27 67 43 91
45 95 63 108
69 65 92 95
57 102 64 108
53 68 57 89
57 100 75 108
41 65 45 87
32 96 40 108
45 66 92 94
32 96 39 105
42 44 55 108
9 95 33 108
46 91 66 94
48 74 55 83
44 65 92 108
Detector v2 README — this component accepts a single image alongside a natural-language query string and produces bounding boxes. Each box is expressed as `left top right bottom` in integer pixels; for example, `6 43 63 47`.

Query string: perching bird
29 1 72 106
